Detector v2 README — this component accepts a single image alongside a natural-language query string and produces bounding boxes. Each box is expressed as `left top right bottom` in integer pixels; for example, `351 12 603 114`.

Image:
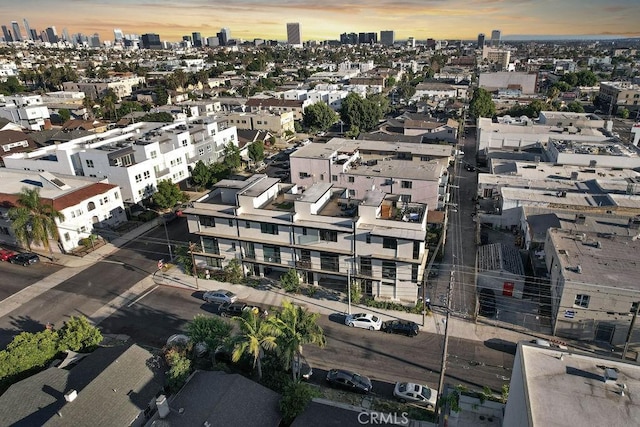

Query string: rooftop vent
604 367 618 383
629 217 640 230
575 214 586 225
570 171 579 180
64 390 77 402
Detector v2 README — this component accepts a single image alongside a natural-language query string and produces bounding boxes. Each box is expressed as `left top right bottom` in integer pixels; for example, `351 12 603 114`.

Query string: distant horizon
1 0 639 44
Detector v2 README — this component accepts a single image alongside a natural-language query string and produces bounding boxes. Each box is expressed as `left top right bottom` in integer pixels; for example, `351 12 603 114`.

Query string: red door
503 281 514 297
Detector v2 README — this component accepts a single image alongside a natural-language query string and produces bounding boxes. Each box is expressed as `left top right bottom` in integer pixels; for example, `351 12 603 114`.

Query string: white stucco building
0 94 50 131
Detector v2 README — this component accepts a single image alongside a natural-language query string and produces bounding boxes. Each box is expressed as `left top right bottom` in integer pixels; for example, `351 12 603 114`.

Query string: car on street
393 382 437 408
291 355 313 380
326 369 372 393
382 320 420 337
344 312 382 331
273 170 290 179
218 301 265 318
9 252 40 266
478 288 497 317
465 164 476 172
202 290 238 304
0 248 16 261
428 266 440 278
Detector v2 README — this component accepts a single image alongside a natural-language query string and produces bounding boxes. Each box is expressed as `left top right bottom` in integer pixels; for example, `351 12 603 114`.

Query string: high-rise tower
287 23 302 47
380 30 395 46
23 19 32 41
491 30 501 47
477 33 485 49
11 21 23 42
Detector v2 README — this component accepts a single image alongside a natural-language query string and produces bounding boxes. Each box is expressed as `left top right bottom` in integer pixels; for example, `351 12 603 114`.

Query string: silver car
202 290 238 304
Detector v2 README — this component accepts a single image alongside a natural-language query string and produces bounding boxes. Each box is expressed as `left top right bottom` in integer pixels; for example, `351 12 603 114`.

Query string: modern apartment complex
3 119 238 204
0 94 51 131
289 138 452 209
598 81 640 114
185 175 429 302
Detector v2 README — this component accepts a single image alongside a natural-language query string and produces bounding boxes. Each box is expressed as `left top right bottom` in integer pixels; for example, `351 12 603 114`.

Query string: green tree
560 73 578 87
566 101 585 113
223 143 242 170
155 87 169 106
57 316 103 352
141 112 173 122
209 162 232 184
396 80 416 102
469 88 496 119
272 300 326 381
0 76 25 95
190 160 211 189
0 330 59 386
619 107 630 119
280 382 321 425
223 258 244 284
339 92 382 132
280 269 300 293
232 311 281 379
165 347 191 392
248 141 265 163
303 102 338 132
576 70 597 87
58 108 71 123
8 187 65 255
153 179 187 209
187 315 232 357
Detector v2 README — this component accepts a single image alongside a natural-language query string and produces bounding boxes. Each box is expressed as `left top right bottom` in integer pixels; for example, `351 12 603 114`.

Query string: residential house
226 111 295 135
62 75 145 101
0 94 51 131
0 128 37 167
0 169 126 253
245 98 310 121
0 343 165 427
185 177 428 302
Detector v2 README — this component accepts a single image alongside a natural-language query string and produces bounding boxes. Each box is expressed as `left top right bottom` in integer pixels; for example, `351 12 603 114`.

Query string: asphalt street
0 218 192 348
99 285 514 395
0 259 62 301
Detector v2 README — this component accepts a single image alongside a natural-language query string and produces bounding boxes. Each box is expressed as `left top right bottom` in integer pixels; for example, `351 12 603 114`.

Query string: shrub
349 281 362 304
280 381 321 425
223 258 244 284
165 348 192 393
280 269 300 293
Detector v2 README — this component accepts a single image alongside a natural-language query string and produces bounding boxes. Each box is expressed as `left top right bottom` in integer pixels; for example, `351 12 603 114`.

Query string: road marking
127 285 159 307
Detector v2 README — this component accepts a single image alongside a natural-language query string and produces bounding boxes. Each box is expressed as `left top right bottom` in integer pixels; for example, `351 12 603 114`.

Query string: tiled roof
0 182 117 211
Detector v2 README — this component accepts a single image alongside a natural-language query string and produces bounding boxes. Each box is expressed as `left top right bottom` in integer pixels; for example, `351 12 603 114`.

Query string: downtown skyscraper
287 23 302 47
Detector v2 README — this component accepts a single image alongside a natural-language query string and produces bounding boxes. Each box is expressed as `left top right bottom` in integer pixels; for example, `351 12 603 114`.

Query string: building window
319 230 337 242
366 234 371 244
631 302 639 313
319 174 324 181
231 242 236 251
401 180 412 189
64 232 70 241
202 237 220 254
360 258 372 275
574 294 590 308
86 159 94 168
302 228 308 235
135 174 142 183
299 172 311 179
143 171 151 179
228 219 233 227
263 245 281 263
199 216 216 227
260 223 279 235
382 261 396 280
150 150 157 159
348 176 355 183
245 221 251 228
114 191 119 200
383 238 397 249
412 264 419 282
87 201 96 211
413 241 420 259
332 175 338 182
198 148 205 156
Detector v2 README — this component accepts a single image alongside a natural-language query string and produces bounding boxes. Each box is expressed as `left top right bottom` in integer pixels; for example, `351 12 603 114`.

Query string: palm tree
232 311 281 380
272 300 326 381
8 187 65 257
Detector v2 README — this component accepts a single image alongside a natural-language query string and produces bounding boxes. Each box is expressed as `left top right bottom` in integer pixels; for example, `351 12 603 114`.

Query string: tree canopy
248 141 265 163
153 180 188 209
339 92 384 134
469 88 496 119
223 143 242 170
303 102 338 132
8 187 65 253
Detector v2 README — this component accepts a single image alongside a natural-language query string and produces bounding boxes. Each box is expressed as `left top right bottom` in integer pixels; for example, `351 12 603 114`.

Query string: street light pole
189 241 199 290
161 216 173 261
435 270 454 422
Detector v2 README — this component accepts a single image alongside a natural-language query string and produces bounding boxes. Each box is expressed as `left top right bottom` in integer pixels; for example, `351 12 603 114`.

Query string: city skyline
0 0 639 44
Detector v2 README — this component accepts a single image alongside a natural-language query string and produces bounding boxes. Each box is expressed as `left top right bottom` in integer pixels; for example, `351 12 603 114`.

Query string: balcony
244 253 256 260
264 256 282 264
296 260 312 269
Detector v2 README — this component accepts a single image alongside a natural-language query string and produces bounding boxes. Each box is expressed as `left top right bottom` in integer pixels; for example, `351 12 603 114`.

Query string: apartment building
62 75 145 101
0 94 51 131
545 228 640 346
225 111 295 135
481 47 511 71
244 98 311 121
185 176 428 302
0 169 126 253
3 118 238 204
289 138 451 209
598 81 640 114
478 72 537 95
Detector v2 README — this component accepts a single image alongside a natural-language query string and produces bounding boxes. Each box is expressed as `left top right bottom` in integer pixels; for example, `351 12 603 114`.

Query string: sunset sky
1 0 639 43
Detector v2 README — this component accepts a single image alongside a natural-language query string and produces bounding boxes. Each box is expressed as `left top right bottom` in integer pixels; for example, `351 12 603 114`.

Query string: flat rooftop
551 139 639 157
489 160 640 182
349 158 444 181
548 228 640 290
290 137 453 159
516 342 640 426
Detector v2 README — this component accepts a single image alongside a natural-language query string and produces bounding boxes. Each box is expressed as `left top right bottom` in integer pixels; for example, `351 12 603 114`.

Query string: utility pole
622 302 640 360
435 270 454 422
189 241 199 290
347 258 352 315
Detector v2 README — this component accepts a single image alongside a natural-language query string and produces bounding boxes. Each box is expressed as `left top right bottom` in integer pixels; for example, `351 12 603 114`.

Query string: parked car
0 248 16 261
326 369 372 393
273 170 290 179
291 355 313 380
202 290 238 304
382 320 420 337
428 266 440 279
478 288 497 317
9 252 40 266
344 312 382 331
465 164 476 172
393 382 437 408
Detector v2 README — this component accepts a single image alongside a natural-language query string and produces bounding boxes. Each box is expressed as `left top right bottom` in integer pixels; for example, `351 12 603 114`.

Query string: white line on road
127 285 159 307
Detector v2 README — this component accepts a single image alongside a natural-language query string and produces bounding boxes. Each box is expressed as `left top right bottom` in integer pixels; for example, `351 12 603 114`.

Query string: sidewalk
153 266 537 346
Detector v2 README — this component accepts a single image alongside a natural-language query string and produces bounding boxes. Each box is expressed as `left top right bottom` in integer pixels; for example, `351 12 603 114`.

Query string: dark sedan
326 369 372 393
382 320 420 337
9 252 40 266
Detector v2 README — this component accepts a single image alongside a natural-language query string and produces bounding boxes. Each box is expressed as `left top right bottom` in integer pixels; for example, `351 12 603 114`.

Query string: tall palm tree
232 311 281 380
8 187 65 256
272 300 326 381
